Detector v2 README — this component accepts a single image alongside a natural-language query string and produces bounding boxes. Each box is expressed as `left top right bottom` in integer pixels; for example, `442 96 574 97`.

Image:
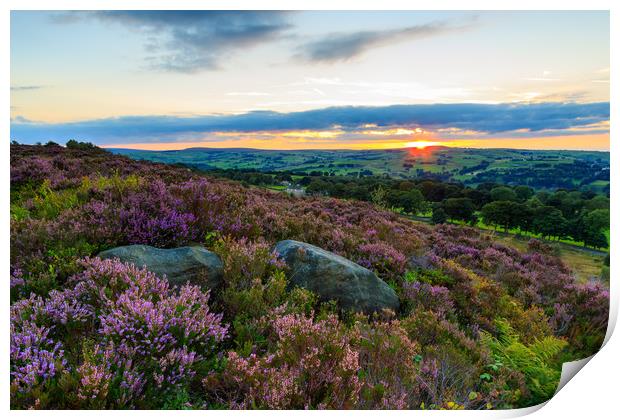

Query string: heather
10 145 609 409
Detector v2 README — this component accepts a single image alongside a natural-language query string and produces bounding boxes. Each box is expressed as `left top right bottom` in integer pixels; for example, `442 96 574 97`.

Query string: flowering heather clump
356 241 408 281
175 178 257 239
11 156 60 186
402 282 454 318
527 238 557 255
97 282 227 391
10 145 610 409
76 346 114 404
10 322 67 394
208 310 361 409
215 236 286 289
554 281 609 353
481 247 519 273
10 256 228 409
77 258 228 402
116 179 199 247
353 317 421 409
10 267 25 288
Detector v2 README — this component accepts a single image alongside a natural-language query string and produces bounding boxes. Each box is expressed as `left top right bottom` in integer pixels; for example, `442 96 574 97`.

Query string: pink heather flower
403 282 454 318
357 242 407 278
10 268 25 288
77 355 113 401
11 257 228 406
10 321 67 393
210 311 361 409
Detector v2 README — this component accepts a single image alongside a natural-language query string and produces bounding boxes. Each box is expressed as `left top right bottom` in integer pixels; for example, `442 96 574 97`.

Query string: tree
277 173 293 183
481 201 532 232
583 209 610 233
532 207 567 240
481 201 515 231
514 185 535 201
535 191 550 204
513 203 535 233
490 186 518 202
441 198 477 224
578 209 610 249
585 196 610 211
330 183 348 198
397 181 415 191
463 188 489 207
526 196 544 210
476 182 502 192
431 205 447 224
387 189 428 215
583 230 608 249
306 179 332 196
66 139 98 150
370 185 388 208
546 190 567 209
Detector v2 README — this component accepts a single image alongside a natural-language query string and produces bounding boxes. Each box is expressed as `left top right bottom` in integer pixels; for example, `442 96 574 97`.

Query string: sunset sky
10 10 610 150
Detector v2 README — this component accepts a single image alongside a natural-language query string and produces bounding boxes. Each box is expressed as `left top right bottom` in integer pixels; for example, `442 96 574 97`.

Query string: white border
2 1 616 418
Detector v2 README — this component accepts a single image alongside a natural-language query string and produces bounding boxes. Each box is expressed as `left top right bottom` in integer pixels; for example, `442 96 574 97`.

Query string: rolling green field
110 146 609 192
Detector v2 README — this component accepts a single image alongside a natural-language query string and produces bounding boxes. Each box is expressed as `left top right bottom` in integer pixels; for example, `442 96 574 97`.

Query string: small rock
98 244 223 290
274 240 399 314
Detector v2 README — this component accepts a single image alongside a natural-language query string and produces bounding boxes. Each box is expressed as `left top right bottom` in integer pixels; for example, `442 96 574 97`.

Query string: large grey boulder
98 245 223 290
273 240 399 314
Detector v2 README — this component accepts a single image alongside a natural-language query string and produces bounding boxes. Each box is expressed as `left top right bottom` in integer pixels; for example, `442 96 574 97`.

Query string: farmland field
111 146 610 192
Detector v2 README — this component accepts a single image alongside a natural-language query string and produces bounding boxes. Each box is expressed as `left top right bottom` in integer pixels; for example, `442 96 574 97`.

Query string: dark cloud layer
296 19 477 63
11 102 610 144
53 11 291 72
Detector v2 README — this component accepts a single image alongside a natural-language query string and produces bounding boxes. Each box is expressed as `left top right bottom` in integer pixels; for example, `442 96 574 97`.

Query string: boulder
98 245 223 290
273 240 399 314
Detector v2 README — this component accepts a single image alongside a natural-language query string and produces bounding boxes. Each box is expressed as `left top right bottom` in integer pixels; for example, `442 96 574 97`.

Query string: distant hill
108 146 610 192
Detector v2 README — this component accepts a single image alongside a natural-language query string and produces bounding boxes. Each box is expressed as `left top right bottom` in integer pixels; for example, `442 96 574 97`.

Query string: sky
10 10 610 150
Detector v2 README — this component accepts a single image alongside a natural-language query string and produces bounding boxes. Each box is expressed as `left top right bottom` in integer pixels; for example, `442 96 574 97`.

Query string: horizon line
101 144 610 153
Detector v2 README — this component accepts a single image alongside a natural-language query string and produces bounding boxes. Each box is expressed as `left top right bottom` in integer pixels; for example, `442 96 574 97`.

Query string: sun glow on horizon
100 132 609 152
405 140 441 149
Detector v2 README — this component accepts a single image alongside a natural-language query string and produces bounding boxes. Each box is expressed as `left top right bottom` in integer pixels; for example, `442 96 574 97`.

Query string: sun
405 140 440 149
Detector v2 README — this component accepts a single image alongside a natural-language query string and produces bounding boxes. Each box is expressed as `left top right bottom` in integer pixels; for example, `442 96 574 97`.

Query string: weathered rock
98 245 223 290
273 240 399 314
